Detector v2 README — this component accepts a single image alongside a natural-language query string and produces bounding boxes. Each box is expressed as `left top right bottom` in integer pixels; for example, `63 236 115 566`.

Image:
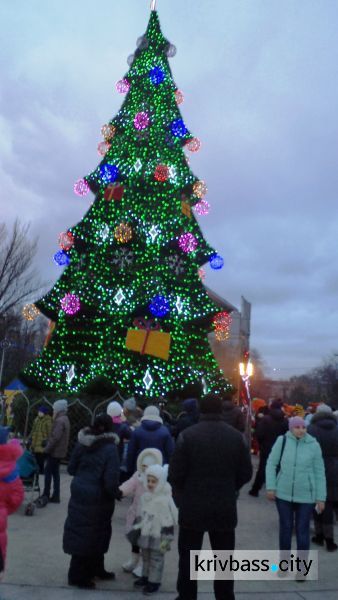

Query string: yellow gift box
181 200 192 218
126 328 171 361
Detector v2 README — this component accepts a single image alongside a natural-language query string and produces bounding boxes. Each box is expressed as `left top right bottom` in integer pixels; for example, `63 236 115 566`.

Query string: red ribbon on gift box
132 317 160 354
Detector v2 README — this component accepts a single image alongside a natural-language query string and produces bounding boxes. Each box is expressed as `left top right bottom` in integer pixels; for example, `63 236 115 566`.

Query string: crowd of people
0 392 338 599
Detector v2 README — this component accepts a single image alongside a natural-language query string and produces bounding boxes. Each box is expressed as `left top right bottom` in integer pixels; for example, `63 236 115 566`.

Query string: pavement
1 456 337 599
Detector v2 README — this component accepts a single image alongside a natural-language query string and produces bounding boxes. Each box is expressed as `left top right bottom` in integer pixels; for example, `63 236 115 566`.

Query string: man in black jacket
222 392 246 433
169 394 252 600
248 399 287 497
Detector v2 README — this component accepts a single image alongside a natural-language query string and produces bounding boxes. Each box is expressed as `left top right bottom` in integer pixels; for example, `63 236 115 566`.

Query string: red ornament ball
58 231 74 251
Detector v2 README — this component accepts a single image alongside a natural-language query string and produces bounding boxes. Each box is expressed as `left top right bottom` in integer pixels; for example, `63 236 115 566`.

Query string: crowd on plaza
0 391 338 599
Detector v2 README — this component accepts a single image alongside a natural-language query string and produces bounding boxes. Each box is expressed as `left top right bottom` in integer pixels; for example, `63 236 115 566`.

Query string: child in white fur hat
131 464 178 595
119 448 163 576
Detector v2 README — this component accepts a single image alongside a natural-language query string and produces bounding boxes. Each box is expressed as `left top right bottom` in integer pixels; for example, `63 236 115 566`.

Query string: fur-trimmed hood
0 439 23 478
78 427 119 448
310 412 337 429
136 448 163 475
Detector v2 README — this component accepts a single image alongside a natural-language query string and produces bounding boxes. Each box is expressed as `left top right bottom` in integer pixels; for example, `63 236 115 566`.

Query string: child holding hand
119 448 162 576
131 464 178 595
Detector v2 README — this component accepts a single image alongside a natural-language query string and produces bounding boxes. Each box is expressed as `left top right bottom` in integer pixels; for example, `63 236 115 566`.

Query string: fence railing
0 390 127 459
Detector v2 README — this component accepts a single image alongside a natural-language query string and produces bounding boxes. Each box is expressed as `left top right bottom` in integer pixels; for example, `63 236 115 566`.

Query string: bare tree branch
0 220 44 319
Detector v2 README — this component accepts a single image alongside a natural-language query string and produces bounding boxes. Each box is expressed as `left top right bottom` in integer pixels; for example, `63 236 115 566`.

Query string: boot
311 534 324 546
132 557 143 578
325 538 338 552
49 495 60 504
143 582 160 595
122 552 140 573
36 495 49 508
134 576 148 587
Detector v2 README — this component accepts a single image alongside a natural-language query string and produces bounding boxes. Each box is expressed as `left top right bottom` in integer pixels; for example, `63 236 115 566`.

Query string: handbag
276 434 286 475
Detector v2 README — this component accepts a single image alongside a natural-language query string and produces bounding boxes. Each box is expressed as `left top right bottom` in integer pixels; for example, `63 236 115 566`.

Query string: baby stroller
17 449 40 516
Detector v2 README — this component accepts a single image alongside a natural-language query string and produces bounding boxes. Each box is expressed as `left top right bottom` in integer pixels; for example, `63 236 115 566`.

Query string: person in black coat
249 399 288 496
173 398 199 439
169 394 252 600
222 392 246 433
63 414 120 589
308 405 338 551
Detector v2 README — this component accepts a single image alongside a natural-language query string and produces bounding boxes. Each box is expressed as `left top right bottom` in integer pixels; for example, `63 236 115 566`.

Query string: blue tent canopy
6 379 27 391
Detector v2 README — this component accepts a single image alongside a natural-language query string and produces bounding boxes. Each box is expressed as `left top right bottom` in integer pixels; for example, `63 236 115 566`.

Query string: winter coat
169 414 252 531
266 431 326 503
0 440 24 568
127 420 174 474
112 421 131 460
63 428 120 557
308 412 338 501
222 400 246 433
119 448 163 533
174 399 199 438
45 411 70 458
30 415 52 453
132 477 178 552
255 408 288 456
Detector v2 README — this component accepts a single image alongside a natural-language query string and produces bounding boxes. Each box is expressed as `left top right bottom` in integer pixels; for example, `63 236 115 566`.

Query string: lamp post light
239 360 254 443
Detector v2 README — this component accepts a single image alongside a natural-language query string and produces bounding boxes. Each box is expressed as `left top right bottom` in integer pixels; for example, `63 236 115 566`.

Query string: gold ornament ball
114 223 133 244
193 180 208 199
101 124 116 141
22 304 40 321
215 329 230 342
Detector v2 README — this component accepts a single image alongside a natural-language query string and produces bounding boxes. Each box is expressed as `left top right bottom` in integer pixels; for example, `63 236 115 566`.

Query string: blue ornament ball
171 119 188 138
149 294 170 318
53 250 70 267
209 253 224 270
149 66 165 85
100 163 119 184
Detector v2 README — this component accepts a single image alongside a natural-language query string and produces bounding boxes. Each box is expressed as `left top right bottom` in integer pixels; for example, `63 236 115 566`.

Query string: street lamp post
239 360 254 445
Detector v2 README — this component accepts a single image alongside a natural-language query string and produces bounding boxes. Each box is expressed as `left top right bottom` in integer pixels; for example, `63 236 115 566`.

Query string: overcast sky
1 0 338 379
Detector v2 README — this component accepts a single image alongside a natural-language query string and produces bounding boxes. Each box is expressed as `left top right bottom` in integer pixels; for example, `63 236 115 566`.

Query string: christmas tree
22 7 231 399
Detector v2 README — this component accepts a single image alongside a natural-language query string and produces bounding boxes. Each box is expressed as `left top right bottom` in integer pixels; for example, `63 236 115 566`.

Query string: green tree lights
21 10 231 399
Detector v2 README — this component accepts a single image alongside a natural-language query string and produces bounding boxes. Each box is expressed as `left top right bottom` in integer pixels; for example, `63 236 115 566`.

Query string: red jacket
0 440 24 571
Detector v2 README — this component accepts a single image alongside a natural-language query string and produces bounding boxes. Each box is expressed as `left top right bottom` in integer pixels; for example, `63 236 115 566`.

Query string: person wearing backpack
266 416 326 561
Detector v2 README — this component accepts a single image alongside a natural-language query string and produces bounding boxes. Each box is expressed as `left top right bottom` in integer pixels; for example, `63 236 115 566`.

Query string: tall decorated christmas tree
22 6 232 399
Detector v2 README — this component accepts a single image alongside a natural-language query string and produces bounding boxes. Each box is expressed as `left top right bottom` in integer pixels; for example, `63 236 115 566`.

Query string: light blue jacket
266 431 326 503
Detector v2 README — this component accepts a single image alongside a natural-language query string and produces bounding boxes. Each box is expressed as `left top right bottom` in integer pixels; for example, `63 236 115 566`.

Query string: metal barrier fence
0 390 126 460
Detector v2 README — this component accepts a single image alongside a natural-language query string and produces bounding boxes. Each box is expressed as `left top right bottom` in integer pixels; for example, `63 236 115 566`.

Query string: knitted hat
199 394 222 414
123 397 136 411
107 401 123 418
182 398 198 413
316 403 332 414
53 399 68 414
292 404 305 417
38 405 49 414
0 426 10 445
270 399 283 410
141 405 163 423
289 416 306 430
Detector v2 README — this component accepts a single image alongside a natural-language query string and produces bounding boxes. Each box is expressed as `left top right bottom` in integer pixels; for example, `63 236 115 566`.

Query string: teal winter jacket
266 431 326 503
